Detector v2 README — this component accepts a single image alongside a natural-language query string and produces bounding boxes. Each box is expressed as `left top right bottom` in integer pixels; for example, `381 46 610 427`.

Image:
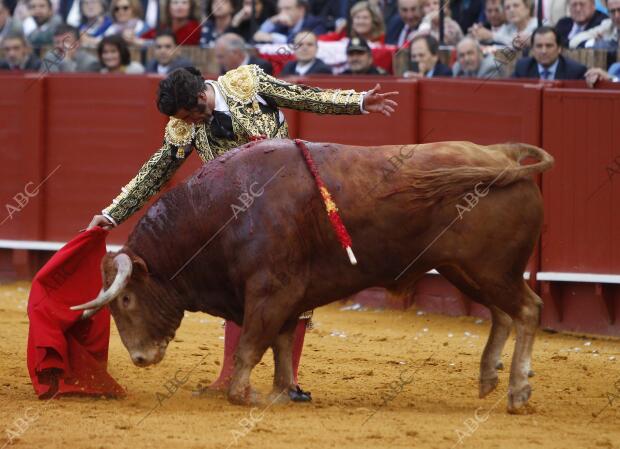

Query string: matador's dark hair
156 66 205 116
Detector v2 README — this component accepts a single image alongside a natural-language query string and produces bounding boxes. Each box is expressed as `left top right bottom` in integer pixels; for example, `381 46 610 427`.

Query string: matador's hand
362 84 399 117
85 214 114 231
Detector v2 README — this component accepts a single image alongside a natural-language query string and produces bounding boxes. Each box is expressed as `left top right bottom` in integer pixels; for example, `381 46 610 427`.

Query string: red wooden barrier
540 87 620 335
1 74 619 335
292 76 418 145
0 75 46 277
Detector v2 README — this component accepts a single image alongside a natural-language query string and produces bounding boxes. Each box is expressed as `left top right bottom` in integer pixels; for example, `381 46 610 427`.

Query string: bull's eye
122 295 131 308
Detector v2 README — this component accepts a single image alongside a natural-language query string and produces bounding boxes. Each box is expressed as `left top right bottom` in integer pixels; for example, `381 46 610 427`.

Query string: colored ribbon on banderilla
294 139 357 266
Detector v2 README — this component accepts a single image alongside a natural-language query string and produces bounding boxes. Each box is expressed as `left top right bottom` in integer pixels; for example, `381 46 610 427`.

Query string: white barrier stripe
537 272 620 284
0 240 616 284
0 239 122 252
426 269 531 280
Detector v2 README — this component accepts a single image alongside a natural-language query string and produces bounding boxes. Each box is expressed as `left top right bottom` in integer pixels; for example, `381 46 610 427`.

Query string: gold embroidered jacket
102 64 365 225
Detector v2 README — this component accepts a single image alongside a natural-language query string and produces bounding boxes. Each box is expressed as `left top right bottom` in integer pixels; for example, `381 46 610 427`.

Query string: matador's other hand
362 84 399 117
86 214 114 231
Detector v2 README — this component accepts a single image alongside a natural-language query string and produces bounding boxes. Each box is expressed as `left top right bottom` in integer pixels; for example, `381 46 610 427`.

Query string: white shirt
294 60 315 76
205 80 286 125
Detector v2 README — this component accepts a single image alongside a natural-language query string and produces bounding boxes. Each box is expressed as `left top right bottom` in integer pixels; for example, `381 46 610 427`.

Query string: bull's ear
101 252 117 289
131 255 149 278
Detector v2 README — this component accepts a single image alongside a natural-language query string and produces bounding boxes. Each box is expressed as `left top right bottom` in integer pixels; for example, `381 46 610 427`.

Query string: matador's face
173 89 211 125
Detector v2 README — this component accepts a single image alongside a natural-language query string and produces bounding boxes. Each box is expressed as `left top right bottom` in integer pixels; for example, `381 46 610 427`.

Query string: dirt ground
1 281 619 449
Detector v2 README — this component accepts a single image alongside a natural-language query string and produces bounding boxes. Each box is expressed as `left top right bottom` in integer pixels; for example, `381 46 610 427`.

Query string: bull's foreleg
269 321 297 403
479 306 512 398
228 331 268 406
507 285 541 414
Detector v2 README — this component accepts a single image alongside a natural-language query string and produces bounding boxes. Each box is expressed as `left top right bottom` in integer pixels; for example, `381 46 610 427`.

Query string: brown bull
73 139 553 412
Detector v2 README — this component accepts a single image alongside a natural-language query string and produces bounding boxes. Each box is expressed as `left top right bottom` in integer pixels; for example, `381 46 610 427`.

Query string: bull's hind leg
479 306 512 398
437 266 512 398
507 283 541 414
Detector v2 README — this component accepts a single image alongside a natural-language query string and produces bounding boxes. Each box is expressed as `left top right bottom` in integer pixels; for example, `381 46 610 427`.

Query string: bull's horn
70 253 133 312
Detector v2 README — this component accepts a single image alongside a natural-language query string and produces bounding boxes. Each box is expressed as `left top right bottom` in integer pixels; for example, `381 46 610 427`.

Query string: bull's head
71 252 183 367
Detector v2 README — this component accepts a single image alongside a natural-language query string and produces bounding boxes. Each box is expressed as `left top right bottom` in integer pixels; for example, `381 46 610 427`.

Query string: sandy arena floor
0 281 619 449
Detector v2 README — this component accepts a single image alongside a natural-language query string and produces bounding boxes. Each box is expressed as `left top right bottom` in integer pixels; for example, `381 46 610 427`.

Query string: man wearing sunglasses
86 63 398 401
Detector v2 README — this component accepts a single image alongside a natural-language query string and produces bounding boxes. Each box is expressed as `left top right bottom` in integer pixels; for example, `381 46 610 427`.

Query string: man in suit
513 26 587 79
254 0 326 43
556 0 608 46
452 36 501 78
404 34 453 78
0 32 41 70
214 32 274 75
145 29 193 75
341 37 388 75
280 30 332 75
386 0 423 46
40 25 101 72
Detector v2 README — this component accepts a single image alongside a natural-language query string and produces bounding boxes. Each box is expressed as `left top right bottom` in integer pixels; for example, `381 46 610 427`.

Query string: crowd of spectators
0 0 617 84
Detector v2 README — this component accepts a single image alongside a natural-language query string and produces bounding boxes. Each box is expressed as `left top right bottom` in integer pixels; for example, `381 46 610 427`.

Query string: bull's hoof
289 386 312 402
528 370 535 378
479 377 499 398
495 361 504 370
507 385 533 414
228 386 261 406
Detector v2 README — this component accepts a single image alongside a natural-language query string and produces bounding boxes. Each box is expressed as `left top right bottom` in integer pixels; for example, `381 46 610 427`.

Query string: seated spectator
199 0 233 46
479 0 506 33
0 31 41 69
280 30 332 75
308 0 345 32
58 0 82 27
513 25 587 78
413 0 464 45
145 28 192 74
254 0 325 43
320 1 386 43
230 0 277 42
386 0 422 46
104 0 148 45
532 0 569 26
556 0 607 46
41 24 101 71
142 0 201 45
570 0 618 48
214 32 273 74
452 0 484 33
341 36 387 74
403 34 452 77
78 0 113 47
142 0 163 30
0 0 23 43
22 0 63 48
585 64 620 86
453 36 501 77
97 33 145 73
471 0 539 46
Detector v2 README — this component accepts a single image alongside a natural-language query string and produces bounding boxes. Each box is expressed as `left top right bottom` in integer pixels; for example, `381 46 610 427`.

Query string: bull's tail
389 143 554 207
490 142 555 181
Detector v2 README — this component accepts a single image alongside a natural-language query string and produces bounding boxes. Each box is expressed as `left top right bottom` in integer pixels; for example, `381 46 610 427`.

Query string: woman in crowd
79 0 112 47
229 0 277 42
200 0 234 46
97 33 144 73
470 0 538 46
320 1 385 44
141 0 201 45
411 0 463 46
104 0 147 45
